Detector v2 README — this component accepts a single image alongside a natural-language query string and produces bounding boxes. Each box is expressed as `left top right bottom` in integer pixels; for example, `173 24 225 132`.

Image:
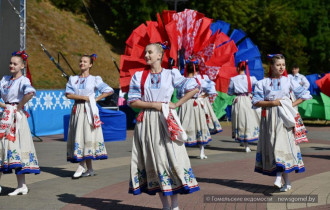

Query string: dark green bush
49 0 84 13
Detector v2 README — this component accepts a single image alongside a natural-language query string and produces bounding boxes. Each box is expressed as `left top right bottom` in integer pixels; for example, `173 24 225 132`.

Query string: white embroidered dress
196 74 222 134
228 75 260 142
128 68 200 196
252 76 312 176
0 75 40 174
177 74 211 146
65 75 113 163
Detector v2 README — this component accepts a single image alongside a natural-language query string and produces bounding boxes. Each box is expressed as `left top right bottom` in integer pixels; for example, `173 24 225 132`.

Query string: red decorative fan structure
120 9 238 94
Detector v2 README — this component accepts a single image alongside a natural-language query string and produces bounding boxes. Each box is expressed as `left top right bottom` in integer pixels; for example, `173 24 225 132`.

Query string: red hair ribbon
12 50 28 61
91 54 97 61
239 61 252 93
184 58 199 77
267 54 288 78
160 41 170 50
11 50 32 85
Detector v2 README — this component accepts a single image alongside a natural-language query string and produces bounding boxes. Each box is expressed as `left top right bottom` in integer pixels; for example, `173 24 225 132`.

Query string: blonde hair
270 54 285 65
146 43 165 61
268 54 286 77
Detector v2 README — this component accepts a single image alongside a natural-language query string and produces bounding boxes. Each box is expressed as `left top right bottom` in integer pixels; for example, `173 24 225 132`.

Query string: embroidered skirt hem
231 95 260 142
0 111 40 175
255 107 305 177
67 103 108 163
129 109 200 196
178 99 212 145
201 98 222 135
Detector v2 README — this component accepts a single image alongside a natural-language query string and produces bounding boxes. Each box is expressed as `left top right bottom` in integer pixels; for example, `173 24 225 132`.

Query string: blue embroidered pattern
150 74 161 89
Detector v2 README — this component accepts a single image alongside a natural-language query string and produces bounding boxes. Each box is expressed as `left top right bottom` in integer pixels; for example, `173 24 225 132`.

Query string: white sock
158 192 170 208
171 194 179 210
283 173 291 185
199 145 205 156
274 172 282 185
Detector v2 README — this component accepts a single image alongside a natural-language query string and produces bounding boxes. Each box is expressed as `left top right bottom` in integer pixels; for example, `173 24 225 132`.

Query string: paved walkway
0 123 329 210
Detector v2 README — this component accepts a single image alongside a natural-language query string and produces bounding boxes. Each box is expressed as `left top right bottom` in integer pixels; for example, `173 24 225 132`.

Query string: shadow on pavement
196 177 276 196
0 186 15 196
219 140 258 146
58 193 159 210
310 147 330 151
303 154 330 160
40 166 74 178
204 146 251 153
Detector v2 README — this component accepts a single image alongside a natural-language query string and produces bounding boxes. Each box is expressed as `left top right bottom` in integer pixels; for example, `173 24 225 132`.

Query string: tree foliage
49 0 328 74
188 0 329 74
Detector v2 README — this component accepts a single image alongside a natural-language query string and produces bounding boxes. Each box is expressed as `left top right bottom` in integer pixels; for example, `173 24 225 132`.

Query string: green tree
294 0 329 74
187 0 328 74
87 0 168 49
49 0 83 12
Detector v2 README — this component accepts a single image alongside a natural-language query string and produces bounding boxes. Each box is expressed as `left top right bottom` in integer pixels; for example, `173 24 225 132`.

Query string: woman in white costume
252 54 312 192
66 54 113 178
128 43 200 210
177 60 214 159
197 74 222 136
0 51 40 196
228 61 260 152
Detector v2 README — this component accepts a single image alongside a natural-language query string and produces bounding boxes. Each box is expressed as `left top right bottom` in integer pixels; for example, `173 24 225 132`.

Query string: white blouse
65 75 113 96
227 75 258 95
288 73 310 89
0 75 35 103
177 74 217 100
252 76 312 106
128 68 198 104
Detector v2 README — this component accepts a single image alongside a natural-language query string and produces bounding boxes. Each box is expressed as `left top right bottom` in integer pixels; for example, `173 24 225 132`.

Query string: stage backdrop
23 89 126 141
25 89 72 136
0 0 21 78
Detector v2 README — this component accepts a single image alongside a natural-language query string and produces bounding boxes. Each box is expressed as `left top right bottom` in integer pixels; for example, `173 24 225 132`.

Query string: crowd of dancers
0 44 312 210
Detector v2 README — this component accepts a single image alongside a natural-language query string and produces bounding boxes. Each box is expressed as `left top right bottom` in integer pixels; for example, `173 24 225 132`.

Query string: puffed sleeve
301 75 310 90
65 76 75 95
172 68 199 94
251 76 258 93
202 75 217 103
290 78 312 100
127 72 142 105
252 80 265 108
0 77 6 98
21 77 36 96
227 78 235 96
95 76 113 94
251 76 258 86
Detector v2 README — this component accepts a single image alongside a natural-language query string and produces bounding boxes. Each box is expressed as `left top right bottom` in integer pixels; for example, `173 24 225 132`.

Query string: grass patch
27 0 120 89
